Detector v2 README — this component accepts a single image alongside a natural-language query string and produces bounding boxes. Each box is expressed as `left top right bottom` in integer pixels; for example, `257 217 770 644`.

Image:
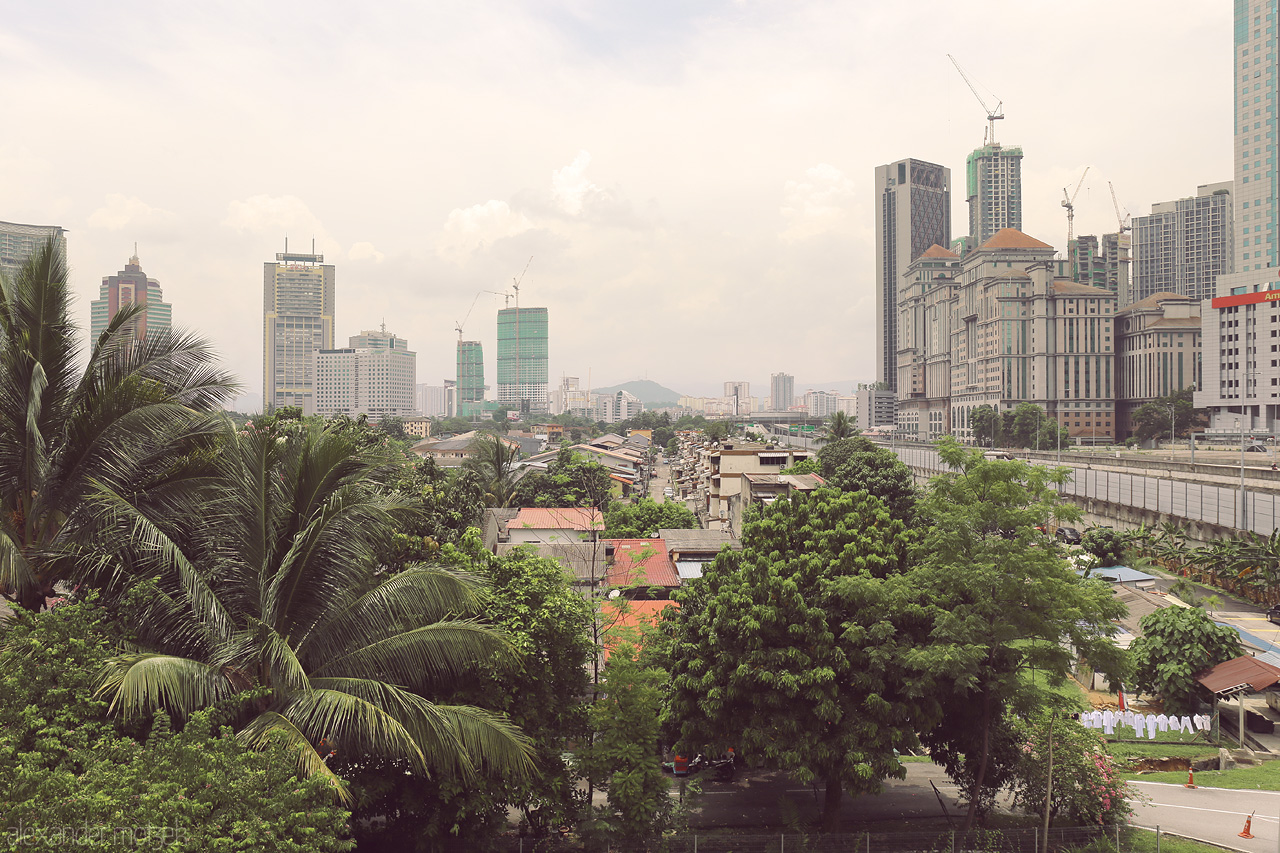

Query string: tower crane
1108 181 1132 233
948 54 1004 145
453 290 510 340
1062 166 1091 247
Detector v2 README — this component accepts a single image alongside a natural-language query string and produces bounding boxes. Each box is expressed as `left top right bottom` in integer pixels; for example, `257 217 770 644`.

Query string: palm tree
0 239 236 610
817 410 858 444
464 432 520 507
94 421 534 799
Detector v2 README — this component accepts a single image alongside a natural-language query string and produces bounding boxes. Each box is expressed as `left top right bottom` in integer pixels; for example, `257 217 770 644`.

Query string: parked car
1268 605 1280 625
1056 527 1082 545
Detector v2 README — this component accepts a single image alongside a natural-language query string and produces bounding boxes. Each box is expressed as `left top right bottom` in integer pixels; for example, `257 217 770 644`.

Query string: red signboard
1211 288 1280 308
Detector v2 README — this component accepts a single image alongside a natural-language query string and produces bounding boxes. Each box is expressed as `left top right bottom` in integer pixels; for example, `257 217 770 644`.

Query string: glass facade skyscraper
496 306 549 415
263 249 335 414
90 250 172 344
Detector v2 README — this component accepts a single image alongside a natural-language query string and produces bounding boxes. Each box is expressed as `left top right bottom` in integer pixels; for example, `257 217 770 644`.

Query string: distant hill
592 379 684 406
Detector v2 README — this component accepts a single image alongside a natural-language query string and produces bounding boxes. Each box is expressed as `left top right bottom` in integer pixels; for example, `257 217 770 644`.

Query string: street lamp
1237 416 1247 531
1168 402 1176 455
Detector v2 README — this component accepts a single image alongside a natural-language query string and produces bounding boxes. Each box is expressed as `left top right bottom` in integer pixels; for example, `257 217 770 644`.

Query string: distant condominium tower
966 143 1023 249
496 306 549 415
263 247 335 413
1067 233 1131 302
90 249 172 343
0 220 67 278
456 340 485 418
416 383 449 417
724 381 750 415
1132 182 1233 303
314 328 416 421
874 159 951 393
770 372 794 411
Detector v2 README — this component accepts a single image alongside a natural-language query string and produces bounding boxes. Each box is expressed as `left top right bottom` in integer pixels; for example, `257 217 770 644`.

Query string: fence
505 825 1122 852
892 444 1280 535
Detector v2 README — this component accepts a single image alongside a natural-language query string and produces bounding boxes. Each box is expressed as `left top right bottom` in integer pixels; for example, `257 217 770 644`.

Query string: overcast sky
2 1 1230 404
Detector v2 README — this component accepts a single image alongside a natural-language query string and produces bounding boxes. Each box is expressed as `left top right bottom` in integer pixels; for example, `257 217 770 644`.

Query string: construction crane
1062 166 1091 247
948 54 1004 145
510 257 532 416
453 290 510 340
1108 181 1132 233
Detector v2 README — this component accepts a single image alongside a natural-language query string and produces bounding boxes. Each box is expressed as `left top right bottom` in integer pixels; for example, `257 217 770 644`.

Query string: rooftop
919 244 959 260
979 228 1053 251
1117 291 1193 314
605 538 680 588
1052 279 1115 297
507 507 604 533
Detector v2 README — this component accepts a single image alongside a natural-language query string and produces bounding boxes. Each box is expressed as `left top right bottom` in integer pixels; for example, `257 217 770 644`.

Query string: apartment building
1115 293 1202 438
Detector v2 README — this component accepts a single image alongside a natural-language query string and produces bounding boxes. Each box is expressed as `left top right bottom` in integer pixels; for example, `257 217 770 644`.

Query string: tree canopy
1131 386 1200 443
604 498 698 539
1130 606 1241 713
668 487 931 830
513 447 614 509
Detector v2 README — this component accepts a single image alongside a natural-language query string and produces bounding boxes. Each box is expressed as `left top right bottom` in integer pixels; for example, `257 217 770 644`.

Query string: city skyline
1 2 1232 399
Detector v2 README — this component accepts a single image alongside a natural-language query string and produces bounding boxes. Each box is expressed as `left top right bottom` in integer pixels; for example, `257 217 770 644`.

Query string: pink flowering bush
1010 712 1134 826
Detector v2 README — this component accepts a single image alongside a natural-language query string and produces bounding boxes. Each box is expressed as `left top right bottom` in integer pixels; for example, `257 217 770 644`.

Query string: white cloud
222 194 323 235
779 164 855 243
87 194 176 232
348 241 385 263
436 200 534 265
552 150 609 216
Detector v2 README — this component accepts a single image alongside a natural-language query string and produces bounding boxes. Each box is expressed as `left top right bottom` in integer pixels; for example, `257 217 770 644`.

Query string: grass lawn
1021 666 1089 711
1120 759 1280 789
1124 828 1238 852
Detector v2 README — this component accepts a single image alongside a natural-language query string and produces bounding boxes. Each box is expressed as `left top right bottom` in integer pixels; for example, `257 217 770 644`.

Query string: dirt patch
1126 757 1191 773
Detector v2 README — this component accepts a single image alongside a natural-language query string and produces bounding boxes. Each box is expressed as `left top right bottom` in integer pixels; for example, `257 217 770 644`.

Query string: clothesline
1078 708 1210 739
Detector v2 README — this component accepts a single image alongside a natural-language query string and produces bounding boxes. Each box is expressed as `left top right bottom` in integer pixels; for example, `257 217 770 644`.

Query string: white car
663 487 674 497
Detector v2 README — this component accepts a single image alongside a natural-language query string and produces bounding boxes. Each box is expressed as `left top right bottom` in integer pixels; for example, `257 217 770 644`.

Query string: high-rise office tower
770 372 794 411
263 247 335 414
1068 233 1131 302
0 221 67 279
496 306 549 415
456 340 485 418
965 143 1023 249
1194 1 1280 437
1132 182 1233 303
874 159 951 393
314 328 416 421
90 249 172 343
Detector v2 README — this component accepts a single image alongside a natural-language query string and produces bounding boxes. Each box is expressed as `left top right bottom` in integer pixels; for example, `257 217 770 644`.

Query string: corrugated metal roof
1196 655 1280 694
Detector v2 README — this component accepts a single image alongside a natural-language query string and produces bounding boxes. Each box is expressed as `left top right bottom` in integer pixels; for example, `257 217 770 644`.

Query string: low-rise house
660 528 741 581
409 430 520 467
705 443 814 529
726 472 825 536
506 507 604 545
604 538 680 599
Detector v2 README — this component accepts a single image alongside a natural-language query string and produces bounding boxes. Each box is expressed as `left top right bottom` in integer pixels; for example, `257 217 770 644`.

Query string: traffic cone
1184 769 1196 789
1240 812 1255 839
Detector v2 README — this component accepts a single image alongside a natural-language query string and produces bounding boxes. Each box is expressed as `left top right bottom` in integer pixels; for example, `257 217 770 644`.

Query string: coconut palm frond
308 620 514 689
97 653 232 719
236 710 352 803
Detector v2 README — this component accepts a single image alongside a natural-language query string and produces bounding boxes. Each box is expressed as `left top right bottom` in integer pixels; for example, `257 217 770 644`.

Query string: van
982 451 1015 461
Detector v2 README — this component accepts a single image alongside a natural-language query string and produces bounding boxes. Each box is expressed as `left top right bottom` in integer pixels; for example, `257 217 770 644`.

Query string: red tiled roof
507 507 604 533
605 538 680 588
601 599 680 661
919 244 959 259
979 228 1053 251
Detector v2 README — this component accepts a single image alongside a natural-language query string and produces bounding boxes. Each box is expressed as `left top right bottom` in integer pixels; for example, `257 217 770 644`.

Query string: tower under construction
496 306 548 415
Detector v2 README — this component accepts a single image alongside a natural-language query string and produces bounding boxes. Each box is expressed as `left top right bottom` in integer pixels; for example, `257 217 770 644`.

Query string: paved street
1130 781 1280 853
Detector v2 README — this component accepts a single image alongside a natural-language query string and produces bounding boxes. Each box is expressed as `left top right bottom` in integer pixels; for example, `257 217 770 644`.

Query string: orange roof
979 228 1053 251
1052 279 1114 296
1197 656 1280 694
919 244 959 260
507 507 604 533
601 599 679 661
605 538 680 588
1117 291 1194 313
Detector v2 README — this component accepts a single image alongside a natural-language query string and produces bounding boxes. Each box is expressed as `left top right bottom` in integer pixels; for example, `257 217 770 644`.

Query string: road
1130 781 1280 853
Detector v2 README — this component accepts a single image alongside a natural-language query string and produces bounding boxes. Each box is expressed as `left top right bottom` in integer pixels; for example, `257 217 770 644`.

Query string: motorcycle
662 751 736 782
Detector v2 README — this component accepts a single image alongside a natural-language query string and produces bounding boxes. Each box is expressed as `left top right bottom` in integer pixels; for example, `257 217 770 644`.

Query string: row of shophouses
896 228 1201 445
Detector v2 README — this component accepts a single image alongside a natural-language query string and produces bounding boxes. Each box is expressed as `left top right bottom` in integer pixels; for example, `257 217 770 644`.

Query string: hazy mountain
592 379 684 405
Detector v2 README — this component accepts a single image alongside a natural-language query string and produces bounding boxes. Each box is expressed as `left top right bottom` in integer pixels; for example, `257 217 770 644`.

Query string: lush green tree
780 458 821 475
347 531 596 848
464 432 521 507
92 421 534 799
512 447 614 510
665 437 679 456
1132 386 1200 443
817 410 858 443
815 436 878 477
1081 527 1127 568
0 596 353 851
1007 402 1069 450
604 498 698 539
579 643 676 841
0 239 237 610
1010 713 1131 827
914 438 1126 830
668 488 933 831
377 456 486 568
1130 606 1241 714
704 422 730 442
971 405 1000 447
825 446 919 522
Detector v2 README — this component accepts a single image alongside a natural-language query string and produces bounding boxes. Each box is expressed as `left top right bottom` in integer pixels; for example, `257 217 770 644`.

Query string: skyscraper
0 221 66 279
456 340 485 418
496 306 549 415
965 143 1023 249
770 372 794 412
1068 233 1131 302
90 249 172 343
874 159 951 393
723 381 750 415
263 247 335 414
1132 182 1233 303
1194 0 1280 437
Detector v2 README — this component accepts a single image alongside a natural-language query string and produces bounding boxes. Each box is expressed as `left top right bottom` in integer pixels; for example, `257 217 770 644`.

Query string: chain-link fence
502 825 1133 853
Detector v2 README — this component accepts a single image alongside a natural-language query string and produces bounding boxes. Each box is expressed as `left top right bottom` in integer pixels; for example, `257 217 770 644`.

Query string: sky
0 1 1231 405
